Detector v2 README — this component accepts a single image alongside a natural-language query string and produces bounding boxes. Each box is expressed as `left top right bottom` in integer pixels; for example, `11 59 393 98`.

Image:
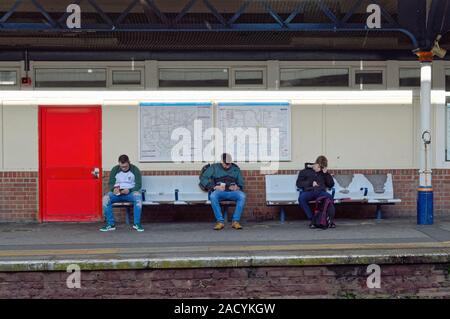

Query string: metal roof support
284 2 304 25
262 2 287 28
318 0 339 26
371 0 397 25
141 0 169 25
114 0 140 26
0 0 423 51
0 0 23 25
173 0 198 25
31 0 57 28
87 0 115 29
340 0 365 25
227 0 251 25
202 0 228 27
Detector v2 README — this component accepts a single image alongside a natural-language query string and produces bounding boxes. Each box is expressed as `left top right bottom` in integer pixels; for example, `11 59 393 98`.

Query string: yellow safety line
1 241 450 258
0 248 120 257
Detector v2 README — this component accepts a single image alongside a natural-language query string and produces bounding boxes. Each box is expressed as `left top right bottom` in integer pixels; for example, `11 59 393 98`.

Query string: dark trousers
299 190 335 221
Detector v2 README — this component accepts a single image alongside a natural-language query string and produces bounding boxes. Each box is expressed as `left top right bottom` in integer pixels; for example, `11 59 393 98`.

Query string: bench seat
112 175 235 223
265 173 401 222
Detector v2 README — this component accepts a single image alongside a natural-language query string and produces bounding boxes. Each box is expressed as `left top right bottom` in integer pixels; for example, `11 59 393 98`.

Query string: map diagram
140 105 212 161
217 104 291 161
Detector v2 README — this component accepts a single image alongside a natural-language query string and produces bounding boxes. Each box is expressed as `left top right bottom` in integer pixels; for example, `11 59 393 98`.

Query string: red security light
21 77 32 86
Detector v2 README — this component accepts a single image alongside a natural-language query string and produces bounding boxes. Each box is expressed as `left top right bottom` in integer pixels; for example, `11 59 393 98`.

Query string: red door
39 106 102 222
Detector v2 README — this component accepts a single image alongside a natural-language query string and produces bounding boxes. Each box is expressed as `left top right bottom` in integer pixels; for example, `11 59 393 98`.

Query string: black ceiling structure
0 0 449 61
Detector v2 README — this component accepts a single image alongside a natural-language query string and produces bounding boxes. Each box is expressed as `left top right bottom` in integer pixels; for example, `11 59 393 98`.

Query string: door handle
91 167 100 179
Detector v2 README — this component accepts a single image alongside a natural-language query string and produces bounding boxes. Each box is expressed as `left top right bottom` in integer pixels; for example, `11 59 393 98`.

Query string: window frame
108 68 144 89
279 67 351 90
157 67 231 89
351 68 386 90
398 67 421 89
0 68 20 89
34 67 108 89
230 67 267 89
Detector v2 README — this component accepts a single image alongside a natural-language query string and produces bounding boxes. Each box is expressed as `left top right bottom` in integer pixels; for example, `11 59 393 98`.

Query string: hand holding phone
214 182 226 191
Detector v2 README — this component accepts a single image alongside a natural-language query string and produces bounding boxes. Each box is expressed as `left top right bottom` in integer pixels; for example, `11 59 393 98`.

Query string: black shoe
309 224 317 229
329 223 336 228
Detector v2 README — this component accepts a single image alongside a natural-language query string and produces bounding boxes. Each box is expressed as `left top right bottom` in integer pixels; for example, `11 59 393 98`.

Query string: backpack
312 196 333 229
198 163 212 192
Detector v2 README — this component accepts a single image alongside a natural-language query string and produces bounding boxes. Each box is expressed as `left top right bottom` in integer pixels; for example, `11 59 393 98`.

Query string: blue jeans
103 191 142 225
210 190 246 223
298 190 334 220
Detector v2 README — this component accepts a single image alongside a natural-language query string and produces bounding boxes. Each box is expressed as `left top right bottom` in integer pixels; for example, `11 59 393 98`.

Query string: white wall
1 58 449 171
100 94 418 170
324 104 414 169
1 102 38 170
102 103 139 169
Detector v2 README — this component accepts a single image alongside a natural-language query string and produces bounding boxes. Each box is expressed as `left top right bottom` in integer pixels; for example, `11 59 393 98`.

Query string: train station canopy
0 0 449 60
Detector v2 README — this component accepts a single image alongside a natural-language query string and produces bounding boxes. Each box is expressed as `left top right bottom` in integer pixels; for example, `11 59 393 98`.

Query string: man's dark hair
118 154 130 164
221 153 232 164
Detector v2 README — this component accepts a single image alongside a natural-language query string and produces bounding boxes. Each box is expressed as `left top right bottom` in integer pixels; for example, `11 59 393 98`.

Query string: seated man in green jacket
100 154 143 232
199 153 246 230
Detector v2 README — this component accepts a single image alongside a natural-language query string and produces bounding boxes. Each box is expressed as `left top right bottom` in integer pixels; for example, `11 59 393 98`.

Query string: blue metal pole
417 187 433 224
125 206 131 225
280 207 286 223
417 53 434 225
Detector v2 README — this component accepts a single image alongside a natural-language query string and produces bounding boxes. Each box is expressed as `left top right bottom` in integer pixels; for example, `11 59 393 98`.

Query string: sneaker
309 223 317 229
132 224 144 232
329 223 336 229
214 222 225 230
100 224 116 232
231 221 243 230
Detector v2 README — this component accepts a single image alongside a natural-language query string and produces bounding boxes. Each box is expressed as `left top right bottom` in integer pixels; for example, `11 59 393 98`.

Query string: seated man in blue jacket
296 155 335 228
199 153 246 230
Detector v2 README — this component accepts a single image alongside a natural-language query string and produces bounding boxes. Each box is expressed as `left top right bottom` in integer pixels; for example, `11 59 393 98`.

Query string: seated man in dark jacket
296 155 335 228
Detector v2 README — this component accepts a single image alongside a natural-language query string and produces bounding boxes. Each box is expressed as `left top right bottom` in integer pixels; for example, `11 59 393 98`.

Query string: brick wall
0 263 448 298
0 172 38 222
0 169 449 222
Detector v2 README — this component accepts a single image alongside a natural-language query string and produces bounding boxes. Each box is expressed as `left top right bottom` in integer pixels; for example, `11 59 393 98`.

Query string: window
159 68 229 88
112 70 142 86
446 69 450 91
399 68 420 87
354 70 383 85
234 70 264 86
0 70 17 86
35 68 107 88
280 68 349 87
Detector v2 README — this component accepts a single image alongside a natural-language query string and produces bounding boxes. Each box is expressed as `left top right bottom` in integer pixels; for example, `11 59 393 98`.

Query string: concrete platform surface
1 217 450 271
